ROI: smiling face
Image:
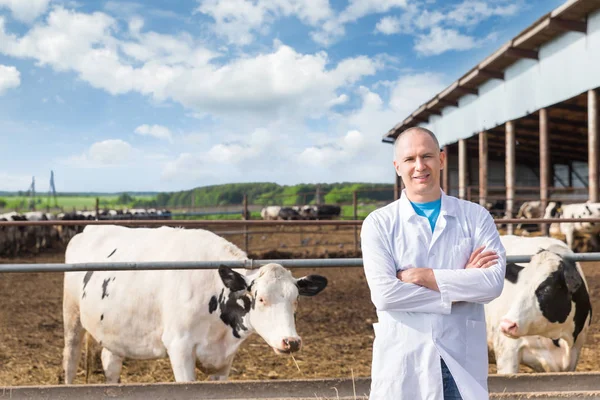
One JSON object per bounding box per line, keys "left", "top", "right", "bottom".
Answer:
{"left": 393, "top": 128, "right": 445, "bottom": 203}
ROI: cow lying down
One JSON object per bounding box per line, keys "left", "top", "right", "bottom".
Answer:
{"left": 62, "top": 225, "right": 328, "bottom": 383}
{"left": 485, "top": 235, "right": 592, "bottom": 374}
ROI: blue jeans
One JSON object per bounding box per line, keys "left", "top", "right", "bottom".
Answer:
{"left": 441, "top": 358, "right": 463, "bottom": 400}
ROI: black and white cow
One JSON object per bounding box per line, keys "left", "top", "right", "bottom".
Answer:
{"left": 62, "top": 225, "right": 328, "bottom": 383}
{"left": 544, "top": 201, "right": 600, "bottom": 251}
{"left": 485, "top": 235, "right": 592, "bottom": 373}
{"left": 260, "top": 206, "right": 281, "bottom": 220}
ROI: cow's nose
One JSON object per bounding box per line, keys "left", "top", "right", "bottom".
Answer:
{"left": 499, "top": 319, "right": 519, "bottom": 337}
{"left": 282, "top": 337, "right": 302, "bottom": 352}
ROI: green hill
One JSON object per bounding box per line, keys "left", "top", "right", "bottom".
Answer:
{"left": 155, "top": 182, "right": 394, "bottom": 207}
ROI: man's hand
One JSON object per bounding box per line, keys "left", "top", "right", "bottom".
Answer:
{"left": 465, "top": 246, "right": 499, "bottom": 269}
{"left": 397, "top": 268, "right": 439, "bottom": 292}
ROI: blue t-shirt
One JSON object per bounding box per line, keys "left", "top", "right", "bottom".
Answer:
{"left": 409, "top": 198, "right": 442, "bottom": 232}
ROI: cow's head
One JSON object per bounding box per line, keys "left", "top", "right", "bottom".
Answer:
{"left": 544, "top": 202, "right": 563, "bottom": 218}
{"left": 216, "top": 264, "right": 327, "bottom": 354}
{"left": 499, "top": 248, "right": 591, "bottom": 347}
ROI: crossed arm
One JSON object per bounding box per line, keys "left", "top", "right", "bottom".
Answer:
{"left": 361, "top": 211, "right": 506, "bottom": 314}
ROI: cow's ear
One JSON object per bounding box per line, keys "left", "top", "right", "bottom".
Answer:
{"left": 219, "top": 266, "right": 247, "bottom": 292}
{"left": 562, "top": 261, "right": 583, "bottom": 294}
{"left": 297, "top": 275, "right": 328, "bottom": 297}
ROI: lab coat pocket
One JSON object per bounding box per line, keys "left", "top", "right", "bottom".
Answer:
{"left": 451, "top": 237, "right": 473, "bottom": 269}
{"left": 466, "top": 319, "right": 488, "bottom": 382}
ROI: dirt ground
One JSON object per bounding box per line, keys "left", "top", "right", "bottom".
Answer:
{"left": 0, "top": 225, "right": 599, "bottom": 386}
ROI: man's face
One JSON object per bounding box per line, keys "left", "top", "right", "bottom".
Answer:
{"left": 393, "top": 130, "right": 445, "bottom": 202}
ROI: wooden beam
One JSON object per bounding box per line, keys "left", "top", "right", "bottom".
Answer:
{"left": 438, "top": 98, "right": 459, "bottom": 107}
{"left": 443, "top": 145, "right": 450, "bottom": 194}
{"left": 506, "top": 121, "right": 516, "bottom": 235}
{"left": 540, "top": 108, "right": 549, "bottom": 235}
{"left": 521, "top": 114, "right": 588, "bottom": 130}
{"left": 550, "top": 18, "right": 587, "bottom": 33}
{"left": 425, "top": 108, "right": 442, "bottom": 116}
{"left": 455, "top": 86, "right": 478, "bottom": 96}
{"left": 478, "top": 68, "right": 504, "bottom": 80}
{"left": 551, "top": 103, "right": 588, "bottom": 113}
{"left": 412, "top": 115, "right": 430, "bottom": 123}
{"left": 589, "top": 89, "right": 599, "bottom": 202}
{"left": 394, "top": 174, "right": 402, "bottom": 201}
{"left": 459, "top": 139, "right": 467, "bottom": 199}
{"left": 479, "top": 131, "right": 488, "bottom": 207}
{"left": 506, "top": 47, "right": 539, "bottom": 60}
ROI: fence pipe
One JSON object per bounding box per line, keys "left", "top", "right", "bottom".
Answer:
{"left": 2, "top": 217, "right": 600, "bottom": 227}
{"left": 3, "top": 254, "right": 600, "bottom": 273}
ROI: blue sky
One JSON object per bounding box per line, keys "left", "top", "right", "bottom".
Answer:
{"left": 0, "top": 0, "right": 564, "bottom": 193}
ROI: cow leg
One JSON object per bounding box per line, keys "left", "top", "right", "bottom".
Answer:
{"left": 101, "top": 348, "right": 123, "bottom": 384}
{"left": 166, "top": 340, "right": 197, "bottom": 382}
{"left": 207, "top": 356, "right": 234, "bottom": 381}
{"left": 62, "top": 295, "right": 86, "bottom": 384}
{"left": 494, "top": 337, "right": 520, "bottom": 374}
{"left": 564, "top": 228, "right": 575, "bottom": 251}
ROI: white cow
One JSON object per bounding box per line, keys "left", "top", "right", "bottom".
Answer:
{"left": 62, "top": 225, "right": 327, "bottom": 384}
{"left": 485, "top": 235, "right": 592, "bottom": 373}
{"left": 544, "top": 202, "right": 600, "bottom": 251}
{"left": 260, "top": 206, "right": 281, "bottom": 220}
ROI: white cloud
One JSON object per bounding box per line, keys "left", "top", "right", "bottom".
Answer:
{"left": 414, "top": 27, "right": 489, "bottom": 56}
{"left": 196, "top": 0, "right": 333, "bottom": 46}
{"left": 340, "top": 0, "right": 407, "bottom": 23}
{"left": 0, "top": 0, "right": 51, "bottom": 23}
{"left": 161, "top": 127, "right": 279, "bottom": 181}
{"left": 0, "top": 11, "right": 379, "bottom": 120}
{"left": 62, "top": 139, "right": 134, "bottom": 167}
{"left": 375, "top": 16, "right": 401, "bottom": 35}
{"left": 134, "top": 124, "right": 173, "bottom": 141}
{"left": 374, "top": 0, "right": 521, "bottom": 55}
{"left": 0, "top": 64, "right": 20, "bottom": 95}
{"left": 296, "top": 72, "right": 447, "bottom": 177}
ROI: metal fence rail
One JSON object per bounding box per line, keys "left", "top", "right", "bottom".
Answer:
{"left": 1, "top": 217, "right": 600, "bottom": 227}
{"left": 2, "top": 253, "right": 600, "bottom": 273}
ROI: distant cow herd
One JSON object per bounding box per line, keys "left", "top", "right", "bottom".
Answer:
{"left": 0, "top": 208, "right": 171, "bottom": 256}
{"left": 260, "top": 205, "right": 341, "bottom": 220}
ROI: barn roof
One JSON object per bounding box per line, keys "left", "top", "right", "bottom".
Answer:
{"left": 382, "top": 0, "right": 600, "bottom": 151}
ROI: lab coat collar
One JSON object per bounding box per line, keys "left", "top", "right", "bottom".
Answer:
{"left": 399, "top": 188, "right": 458, "bottom": 222}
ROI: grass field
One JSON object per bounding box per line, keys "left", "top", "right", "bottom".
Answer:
{"left": 0, "top": 195, "right": 156, "bottom": 212}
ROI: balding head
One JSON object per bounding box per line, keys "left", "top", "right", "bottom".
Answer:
{"left": 394, "top": 127, "right": 440, "bottom": 161}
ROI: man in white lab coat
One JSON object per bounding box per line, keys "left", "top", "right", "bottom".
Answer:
{"left": 361, "top": 127, "right": 506, "bottom": 400}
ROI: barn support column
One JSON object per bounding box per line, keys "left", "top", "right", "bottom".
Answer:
{"left": 589, "top": 89, "right": 599, "bottom": 202}
{"left": 540, "top": 109, "right": 550, "bottom": 235}
{"left": 479, "top": 131, "right": 488, "bottom": 207}
{"left": 459, "top": 139, "right": 467, "bottom": 200}
{"left": 506, "top": 121, "right": 516, "bottom": 235}
{"left": 394, "top": 174, "right": 403, "bottom": 201}
{"left": 443, "top": 145, "right": 450, "bottom": 194}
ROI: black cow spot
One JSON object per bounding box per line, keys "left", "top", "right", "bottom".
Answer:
{"left": 107, "top": 248, "right": 117, "bottom": 258}
{"left": 535, "top": 261, "right": 592, "bottom": 343}
{"left": 82, "top": 271, "right": 93, "bottom": 299}
{"left": 208, "top": 296, "right": 218, "bottom": 314}
{"left": 218, "top": 290, "right": 252, "bottom": 339}
{"left": 571, "top": 276, "right": 592, "bottom": 343}
{"left": 100, "top": 314, "right": 104, "bottom": 321}
{"left": 536, "top": 270, "right": 571, "bottom": 324}
{"left": 505, "top": 263, "right": 524, "bottom": 284}
{"left": 101, "top": 278, "right": 111, "bottom": 299}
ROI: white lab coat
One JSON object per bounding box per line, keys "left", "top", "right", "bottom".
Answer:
{"left": 361, "top": 190, "right": 506, "bottom": 400}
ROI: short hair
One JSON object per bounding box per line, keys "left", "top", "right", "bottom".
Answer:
{"left": 393, "top": 127, "right": 441, "bottom": 157}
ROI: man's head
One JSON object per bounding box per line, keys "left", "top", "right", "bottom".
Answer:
{"left": 393, "top": 127, "right": 445, "bottom": 202}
